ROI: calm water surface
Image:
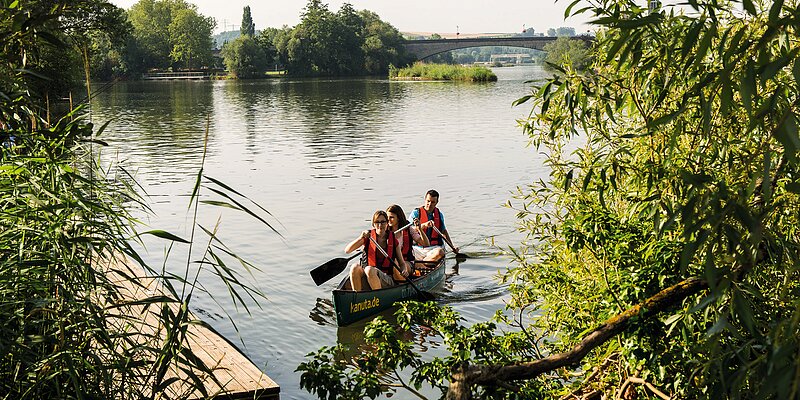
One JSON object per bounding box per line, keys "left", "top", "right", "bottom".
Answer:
{"left": 91, "top": 66, "right": 551, "bottom": 399}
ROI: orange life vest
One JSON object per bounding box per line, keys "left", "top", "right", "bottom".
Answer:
{"left": 366, "top": 229, "right": 396, "bottom": 275}
{"left": 417, "top": 207, "right": 442, "bottom": 245}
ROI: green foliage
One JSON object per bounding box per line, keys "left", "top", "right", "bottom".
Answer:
{"left": 270, "top": 0, "right": 410, "bottom": 76}
{"left": 168, "top": 7, "right": 215, "bottom": 69}
{"left": 1, "top": 3, "right": 274, "bottom": 398}
{"left": 300, "top": 0, "right": 800, "bottom": 398}
{"left": 241, "top": 5, "right": 255, "bottom": 37}
{"left": 221, "top": 35, "right": 268, "bottom": 78}
{"left": 509, "top": 0, "right": 800, "bottom": 397}
{"left": 543, "top": 36, "right": 592, "bottom": 72}
{"left": 128, "top": 0, "right": 214, "bottom": 70}
{"left": 390, "top": 62, "right": 497, "bottom": 82}
{"left": 0, "top": 0, "right": 130, "bottom": 96}
{"left": 298, "top": 303, "right": 553, "bottom": 399}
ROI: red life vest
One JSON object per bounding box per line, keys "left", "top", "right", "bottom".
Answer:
{"left": 417, "top": 207, "right": 442, "bottom": 245}
{"left": 400, "top": 228, "right": 414, "bottom": 261}
{"left": 365, "top": 229, "right": 396, "bottom": 275}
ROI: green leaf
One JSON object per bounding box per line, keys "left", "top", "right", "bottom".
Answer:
{"left": 742, "top": 0, "right": 756, "bottom": 15}
{"left": 564, "top": 169, "right": 573, "bottom": 191}
{"left": 140, "top": 230, "right": 191, "bottom": 244}
{"left": 768, "top": 0, "right": 784, "bottom": 24}
{"left": 773, "top": 113, "right": 799, "bottom": 160}
{"left": 740, "top": 65, "right": 756, "bottom": 112}
{"left": 564, "top": 0, "right": 581, "bottom": 18}
{"left": 733, "top": 290, "right": 756, "bottom": 335}
{"left": 793, "top": 57, "right": 800, "bottom": 87}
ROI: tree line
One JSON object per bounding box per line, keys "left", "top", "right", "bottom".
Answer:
{"left": 12, "top": 0, "right": 413, "bottom": 97}
{"left": 221, "top": 0, "right": 412, "bottom": 78}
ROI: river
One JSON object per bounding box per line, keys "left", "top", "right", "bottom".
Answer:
{"left": 90, "top": 65, "right": 551, "bottom": 399}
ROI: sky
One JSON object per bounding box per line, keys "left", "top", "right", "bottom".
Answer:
{"left": 108, "top": 0, "right": 594, "bottom": 35}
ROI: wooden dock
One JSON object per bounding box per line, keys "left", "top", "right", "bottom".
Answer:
{"left": 142, "top": 71, "right": 211, "bottom": 80}
{"left": 100, "top": 253, "right": 279, "bottom": 399}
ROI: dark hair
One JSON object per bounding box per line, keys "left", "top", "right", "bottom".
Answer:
{"left": 372, "top": 210, "right": 388, "bottom": 224}
{"left": 426, "top": 189, "right": 439, "bottom": 199}
{"left": 386, "top": 204, "right": 409, "bottom": 228}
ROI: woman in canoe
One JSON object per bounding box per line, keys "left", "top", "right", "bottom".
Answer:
{"left": 386, "top": 204, "right": 430, "bottom": 273}
{"left": 345, "top": 210, "right": 408, "bottom": 291}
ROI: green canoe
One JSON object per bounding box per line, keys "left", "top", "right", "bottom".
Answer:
{"left": 332, "top": 259, "right": 446, "bottom": 326}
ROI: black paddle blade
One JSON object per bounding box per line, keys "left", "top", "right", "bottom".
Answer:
{"left": 414, "top": 290, "right": 436, "bottom": 302}
{"left": 310, "top": 257, "right": 349, "bottom": 286}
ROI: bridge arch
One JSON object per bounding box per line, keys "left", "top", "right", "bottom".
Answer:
{"left": 400, "top": 36, "right": 592, "bottom": 61}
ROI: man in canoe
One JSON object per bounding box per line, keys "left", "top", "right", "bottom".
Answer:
{"left": 408, "top": 189, "right": 459, "bottom": 261}
{"left": 345, "top": 210, "right": 409, "bottom": 291}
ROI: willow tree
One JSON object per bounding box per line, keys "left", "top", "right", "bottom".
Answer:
{"left": 299, "top": 0, "right": 800, "bottom": 399}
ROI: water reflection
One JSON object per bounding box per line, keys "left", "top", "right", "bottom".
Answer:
{"left": 90, "top": 66, "right": 550, "bottom": 399}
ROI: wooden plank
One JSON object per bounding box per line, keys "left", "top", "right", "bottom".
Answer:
{"left": 98, "top": 253, "right": 279, "bottom": 399}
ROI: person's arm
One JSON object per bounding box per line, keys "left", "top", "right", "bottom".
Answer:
{"left": 345, "top": 231, "right": 368, "bottom": 253}
{"left": 393, "top": 236, "right": 409, "bottom": 277}
{"left": 412, "top": 221, "right": 430, "bottom": 247}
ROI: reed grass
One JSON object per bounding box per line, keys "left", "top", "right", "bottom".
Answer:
{"left": 389, "top": 62, "right": 497, "bottom": 82}
{"left": 1, "top": 36, "right": 278, "bottom": 400}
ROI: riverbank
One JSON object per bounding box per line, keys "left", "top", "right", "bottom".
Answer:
{"left": 389, "top": 63, "right": 497, "bottom": 82}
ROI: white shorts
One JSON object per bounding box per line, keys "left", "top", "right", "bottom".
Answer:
{"left": 413, "top": 245, "right": 443, "bottom": 260}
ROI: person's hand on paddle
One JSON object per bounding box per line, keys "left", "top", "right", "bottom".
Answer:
{"left": 402, "top": 261, "right": 411, "bottom": 277}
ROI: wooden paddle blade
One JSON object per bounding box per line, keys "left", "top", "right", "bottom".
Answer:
{"left": 310, "top": 257, "right": 349, "bottom": 286}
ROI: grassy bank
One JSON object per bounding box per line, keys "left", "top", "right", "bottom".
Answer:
{"left": 389, "top": 63, "right": 497, "bottom": 82}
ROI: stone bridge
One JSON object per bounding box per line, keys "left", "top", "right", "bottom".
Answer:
{"left": 401, "top": 36, "right": 593, "bottom": 60}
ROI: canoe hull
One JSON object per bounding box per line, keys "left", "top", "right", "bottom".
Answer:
{"left": 332, "top": 259, "right": 445, "bottom": 326}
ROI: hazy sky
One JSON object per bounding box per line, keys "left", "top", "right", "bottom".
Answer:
{"left": 108, "top": 0, "right": 594, "bottom": 35}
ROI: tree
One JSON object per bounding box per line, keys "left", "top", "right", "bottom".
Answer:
{"left": 128, "top": 0, "right": 214, "bottom": 70}
{"left": 169, "top": 7, "right": 215, "bottom": 69}
{"left": 299, "top": 0, "right": 800, "bottom": 398}
{"left": 241, "top": 5, "right": 255, "bottom": 37}
{"left": 0, "top": 0, "right": 130, "bottom": 103}
{"left": 555, "top": 26, "right": 576, "bottom": 36}
{"left": 358, "top": 9, "right": 409, "bottom": 74}
{"left": 274, "top": 0, "right": 408, "bottom": 76}
{"left": 546, "top": 28, "right": 556, "bottom": 36}
{"left": 221, "top": 35, "right": 267, "bottom": 78}
{"left": 542, "top": 36, "right": 591, "bottom": 71}
{"left": 255, "top": 27, "right": 280, "bottom": 70}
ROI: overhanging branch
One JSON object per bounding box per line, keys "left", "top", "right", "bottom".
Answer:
{"left": 447, "top": 276, "right": 707, "bottom": 400}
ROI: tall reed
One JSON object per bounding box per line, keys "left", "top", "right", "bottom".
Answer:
{"left": 0, "top": 3, "right": 277, "bottom": 397}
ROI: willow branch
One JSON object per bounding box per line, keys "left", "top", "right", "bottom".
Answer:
{"left": 446, "top": 276, "right": 706, "bottom": 400}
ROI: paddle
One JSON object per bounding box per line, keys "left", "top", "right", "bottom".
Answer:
{"left": 367, "top": 235, "right": 435, "bottom": 301}
{"left": 309, "top": 222, "right": 413, "bottom": 286}
{"left": 310, "top": 251, "right": 362, "bottom": 286}
{"left": 431, "top": 224, "right": 469, "bottom": 259}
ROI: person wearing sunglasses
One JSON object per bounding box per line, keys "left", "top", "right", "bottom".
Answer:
{"left": 344, "top": 210, "right": 409, "bottom": 291}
